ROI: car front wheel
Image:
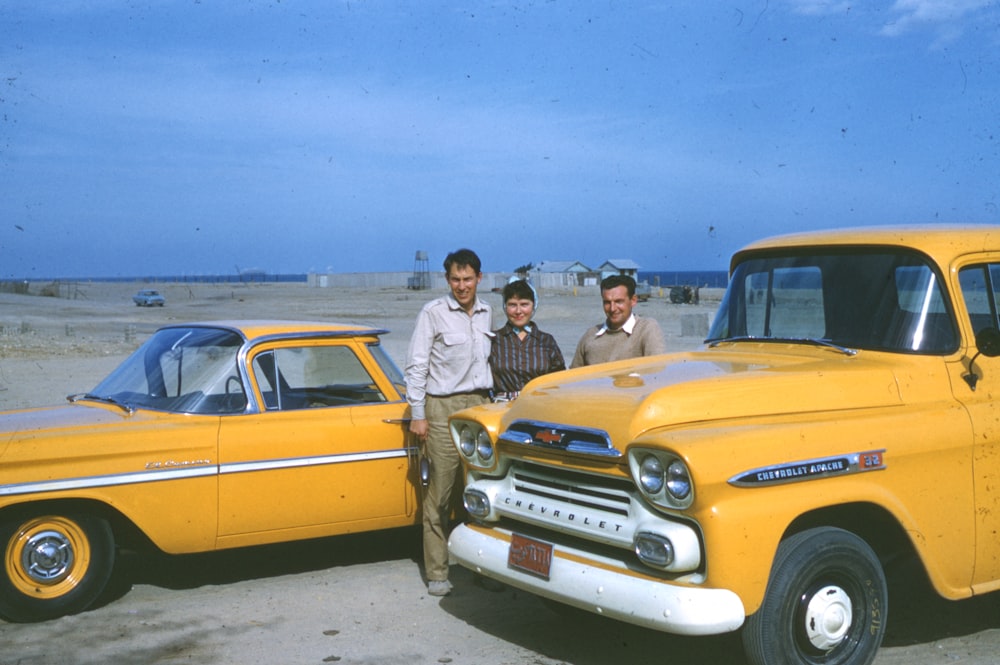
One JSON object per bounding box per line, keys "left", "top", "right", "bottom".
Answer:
{"left": 742, "top": 527, "right": 887, "bottom": 665}
{"left": 0, "top": 512, "right": 115, "bottom": 622}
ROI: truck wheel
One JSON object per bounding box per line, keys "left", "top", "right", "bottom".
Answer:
{"left": 742, "top": 527, "right": 887, "bottom": 665}
{"left": 0, "top": 513, "right": 115, "bottom": 622}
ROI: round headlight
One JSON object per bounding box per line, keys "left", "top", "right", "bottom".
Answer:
{"left": 665, "top": 460, "right": 691, "bottom": 499}
{"left": 639, "top": 455, "right": 665, "bottom": 494}
{"left": 458, "top": 425, "right": 476, "bottom": 457}
{"left": 476, "top": 429, "right": 493, "bottom": 460}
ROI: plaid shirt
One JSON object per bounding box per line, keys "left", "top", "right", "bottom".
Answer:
{"left": 489, "top": 322, "right": 566, "bottom": 394}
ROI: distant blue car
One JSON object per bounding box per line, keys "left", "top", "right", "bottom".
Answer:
{"left": 132, "top": 289, "right": 165, "bottom": 307}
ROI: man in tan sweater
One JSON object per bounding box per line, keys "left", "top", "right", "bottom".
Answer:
{"left": 570, "top": 274, "right": 666, "bottom": 368}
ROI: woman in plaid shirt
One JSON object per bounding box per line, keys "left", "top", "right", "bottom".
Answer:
{"left": 489, "top": 279, "right": 566, "bottom": 401}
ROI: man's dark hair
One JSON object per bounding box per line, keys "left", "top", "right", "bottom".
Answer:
{"left": 502, "top": 279, "right": 535, "bottom": 304}
{"left": 443, "top": 248, "right": 482, "bottom": 275}
{"left": 600, "top": 274, "right": 636, "bottom": 298}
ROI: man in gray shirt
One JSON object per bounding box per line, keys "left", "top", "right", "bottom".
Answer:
{"left": 405, "top": 248, "right": 493, "bottom": 596}
{"left": 571, "top": 274, "right": 666, "bottom": 368}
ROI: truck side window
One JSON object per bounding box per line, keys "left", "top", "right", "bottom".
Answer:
{"left": 959, "top": 265, "right": 1000, "bottom": 336}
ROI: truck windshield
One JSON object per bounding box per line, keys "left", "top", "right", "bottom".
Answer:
{"left": 706, "top": 248, "right": 958, "bottom": 354}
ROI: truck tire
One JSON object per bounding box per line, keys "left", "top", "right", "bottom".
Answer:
{"left": 742, "top": 526, "right": 887, "bottom": 665}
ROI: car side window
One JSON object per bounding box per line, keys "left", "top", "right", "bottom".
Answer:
{"left": 252, "top": 345, "right": 386, "bottom": 411}
{"left": 959, "top": 264, "right": 1000, "bottom": 336}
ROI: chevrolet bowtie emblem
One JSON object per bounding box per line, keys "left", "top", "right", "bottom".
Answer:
{"left": 535, "top": 430, "right": 564, "bottom": 446}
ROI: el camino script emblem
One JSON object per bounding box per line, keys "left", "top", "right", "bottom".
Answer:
{"left": 728, "top": 450, "right": 886, "bottom": 488}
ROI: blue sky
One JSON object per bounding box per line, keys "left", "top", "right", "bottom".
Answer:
{"left": 1, "top": 1, "right": 998, "bottom": 278}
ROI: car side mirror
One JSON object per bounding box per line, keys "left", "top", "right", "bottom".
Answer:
{"left": 964, "top": 327, "right": 1000, "bottom": 390}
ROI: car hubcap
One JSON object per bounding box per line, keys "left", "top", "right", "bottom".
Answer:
{"left": 22, "top": 530, "right": 74, "bottom": 584}
{"left": 803, "top": 584, "right": 853, "bottom": 650}
{"left": 6, "top": 516, "right": 91, "bottom": 598}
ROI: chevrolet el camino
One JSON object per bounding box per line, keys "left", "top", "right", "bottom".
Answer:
{"left": 0, "top": 321, "right": 418, "bottom": 621}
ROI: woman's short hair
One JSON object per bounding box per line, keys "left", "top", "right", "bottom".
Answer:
{"left": 503, "top": 279, "right": 535, "bottom": 303}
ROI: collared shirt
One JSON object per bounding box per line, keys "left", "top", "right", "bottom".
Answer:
{"left": 489, "top": 322, "right": 566, "bottom": 394}
{"left": 596, "top": 312, "right": 640, "bottom": 337}
{"left": 570, "top": 314, "right": 666, "bottom": 368}
{"left": 404, "top": 293, "right": 493, "bottom": 420}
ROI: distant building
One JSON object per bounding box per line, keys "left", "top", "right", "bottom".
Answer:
{"left": 596, "top": 259, "right": 642, "bottom": 281}
{"left": 533, "top": 260, "right": 598, "bottom": 287}
{"left": 535, "top": 260, "right": 591, "bottom": 273}
{"left": 596, "top": 259, "right": 653, "bottom": 300}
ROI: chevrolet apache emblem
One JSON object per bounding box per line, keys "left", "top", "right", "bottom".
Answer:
{"left": 728, "top": 450, "right": 887, "bottom": 488}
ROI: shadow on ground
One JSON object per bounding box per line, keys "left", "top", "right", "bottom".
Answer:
{"left": 88, "top": 529, "right": 1000, "bottom": 665}
{"left": 98, "top": 525, "right": 422, "bottom": 606}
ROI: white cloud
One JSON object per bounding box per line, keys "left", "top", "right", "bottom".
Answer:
{"left": 880, "top": 0, "right": 995, "bottom": 38}
{"left": 785, "top": 0, "right": 854, "bottom": 16}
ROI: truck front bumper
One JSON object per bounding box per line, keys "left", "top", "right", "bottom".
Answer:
{"left": 449, "top": 523, "right": 745, "bottom": 636}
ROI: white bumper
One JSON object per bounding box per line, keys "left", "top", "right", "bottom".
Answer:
{"left": 449, "top": 523, "right": 745, "bottom": 636}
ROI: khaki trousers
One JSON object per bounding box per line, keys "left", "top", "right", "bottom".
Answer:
{"left": 422, "top": 393, "right": 488, "bottom": 582}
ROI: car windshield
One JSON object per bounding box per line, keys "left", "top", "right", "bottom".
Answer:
{"left": 368, "top": 342, "right": 406, "bottom": 396}
{"left": 88, "top": 327, "right": 246, "bottom": 414}
{"left": 706, "top": 248, "right": 959, "bottom": 355}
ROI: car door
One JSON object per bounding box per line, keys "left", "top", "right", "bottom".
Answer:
{"left": 216, "top": 339, "right": 417, "bottom": 547}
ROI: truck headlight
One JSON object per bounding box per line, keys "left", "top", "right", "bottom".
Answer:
{"left": 458, "top": 425, "right": 477, "bottom": 457}
{"left": 639, "top": 455, "right": 665, "bottom": 494}
{"left": 451, "top": 419, "right": 496, "bottom": 469}
{"left": 665, "top": 460, "right": 691, "bottom": 500}
{"left": 629, "top": 449, "right": 694, "bottom": 509}
{"left": 476, "top": 428, "right": 493, "bottom": 460}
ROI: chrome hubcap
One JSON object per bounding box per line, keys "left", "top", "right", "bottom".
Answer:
{"left": 803, "top": 585, "right": 852, "bottom": 650}
{"left": 21, "top": 529, "right": 74, "bottom": 584}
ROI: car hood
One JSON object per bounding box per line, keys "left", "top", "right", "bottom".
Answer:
{"left": 503, "top": 344, "right": 936, "bottom": 445}
{"left": 0, "top": 403, "right": 194, "bottom": 459}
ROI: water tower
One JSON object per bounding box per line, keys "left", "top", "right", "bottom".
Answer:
{"left": 409, "top": 250, "right": 430, "bottom": 290}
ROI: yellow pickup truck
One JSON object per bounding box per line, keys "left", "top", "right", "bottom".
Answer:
{"left": 448, "top": 225, "right": 1000, "bottom": 665}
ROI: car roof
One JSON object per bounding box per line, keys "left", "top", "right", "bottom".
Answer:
{"left": 733, "top": 224, "right": 1000, "bottom": 271}
{"left": 156, "top": 320, "right": 389, "bottom": 342}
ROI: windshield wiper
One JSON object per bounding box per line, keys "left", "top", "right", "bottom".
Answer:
{"left": 707, "top": 336, "right": 858, "bottom": 356}
{"left": 67, "top": 393, "right": 136, "bottom": 414}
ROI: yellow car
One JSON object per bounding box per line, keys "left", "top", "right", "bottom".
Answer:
{"left": 449, "top": 226, "right": 1000, "bottom": 665}
{"left": 0, "top": 321, "right": 418, "bottom": 621}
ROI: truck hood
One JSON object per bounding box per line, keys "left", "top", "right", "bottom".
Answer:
{"left": 504, "top": 344, "right": 929, "bottom": 444}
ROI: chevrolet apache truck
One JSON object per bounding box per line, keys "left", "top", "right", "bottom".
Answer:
{"left": 448, "top": 225, "right": 1000, "bottom": 665}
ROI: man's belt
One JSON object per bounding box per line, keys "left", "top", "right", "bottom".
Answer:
{"left": 429, "top": 389, "right": 491, "bottom": 399}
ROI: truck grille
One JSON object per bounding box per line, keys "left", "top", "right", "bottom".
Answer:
{"left": 510, "top": 462, "right": 633, "bottom": 517}
{"left": 499, "top": 420, "right": 623, "bottom": 457}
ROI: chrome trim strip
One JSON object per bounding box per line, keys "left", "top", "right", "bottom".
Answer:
{"left": 0, "top": 466, "right": 217, "bottom": 497}
{"left": 0, "top": 447, "right": 418, "bottom": 497}
{"left": 499, "top": 419, "right": 623, "bottom": 458}
{"left": 219, "top": 448, "right": 412, "bottom": 474}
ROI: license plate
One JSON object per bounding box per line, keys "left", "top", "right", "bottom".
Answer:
{"left": 508, "top": 533, "right": 553, "bottom": 579}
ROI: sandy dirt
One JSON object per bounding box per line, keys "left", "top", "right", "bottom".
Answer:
{"left": 0, "top": 281, "right": 998, "bottom": 665}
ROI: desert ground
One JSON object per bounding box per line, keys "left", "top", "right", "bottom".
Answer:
{"left": 0, "top": 280, "right": 999, "bottom": 665}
